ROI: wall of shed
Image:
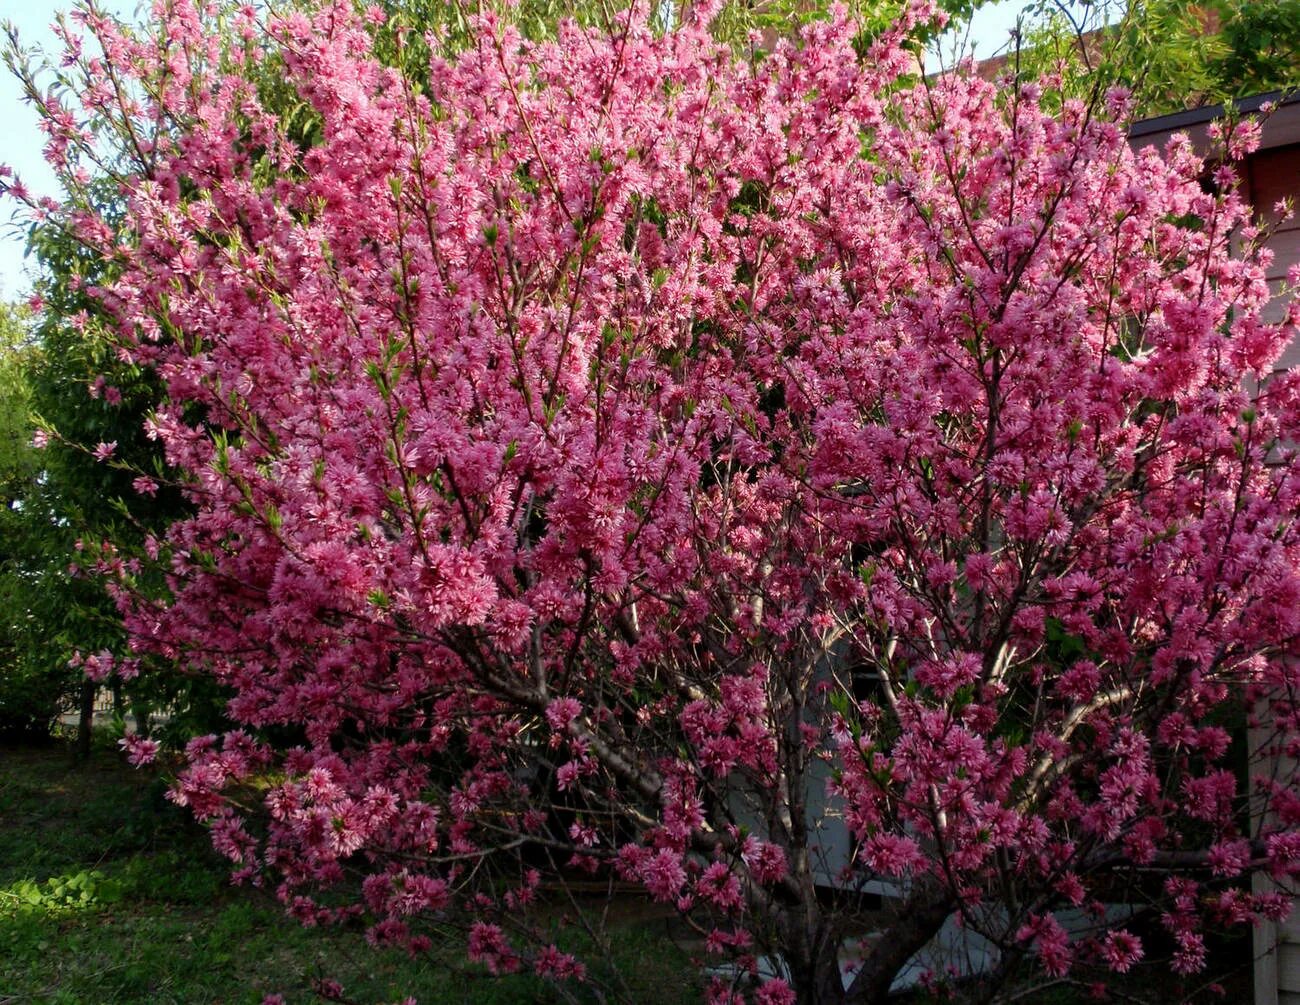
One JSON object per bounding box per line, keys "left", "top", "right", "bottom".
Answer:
{"left": 1247, "top": 144, "right": 1300, "bottom": 367}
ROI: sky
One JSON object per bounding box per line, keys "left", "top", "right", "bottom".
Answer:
{"left": 0, "top": 0, "right": 1084, "bottom": 299}
{"left": 0, "top": 0, "right": 134, "bottom": 299}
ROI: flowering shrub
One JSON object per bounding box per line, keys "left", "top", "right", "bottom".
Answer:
{"left": 9, "top": 0, "right": 1300, "bottom": 1001}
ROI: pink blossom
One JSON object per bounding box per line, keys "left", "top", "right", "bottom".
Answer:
{"left": 742, "top": 839, "right": 788, "bottom": 885}
{"left": 467, "top": 922, "right": 519, "bottom": 975}
{"left": 640, "top": 848, "right": 687, "bottom": 902}
{"left": 1017, "top": 914, "right": 1072, "bottom": 977}
{"left": 80, "top": 649, "right": 114, "bottom": 682}
{"left": 755, "top": 978, "right": 797, "bottom": 1005}
{"left": 1099, "top": 930, "right": 1143, "bottom": 973}
{"left": 119, "top": 733, "right": 160, "bottom": 766}
{"left": 696, "top": 861, "right": 743, "bottom": 909}
{"left": 533, "top": 944, "right": 586, "bottom": 981}
{"left": 545, "top": 697, "right": 581, "bottom": 732}
{"left": 861, "top": 833, "right": 924, "bottom": 876}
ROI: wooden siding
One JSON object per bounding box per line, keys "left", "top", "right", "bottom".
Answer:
{"left": 1246, "top": 144, "right": 1300, "bottom": 367}
{"left": 1281, "top": 943, "right": 1300, "bottom": 996}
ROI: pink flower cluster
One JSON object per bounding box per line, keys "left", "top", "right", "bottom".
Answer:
{"left": 16, "top": 0, "right": 1300, "bottom": 998}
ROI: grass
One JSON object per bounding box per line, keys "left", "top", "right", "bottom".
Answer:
{"left": 0, "top": 741, "right": 699, "bottom": 1005}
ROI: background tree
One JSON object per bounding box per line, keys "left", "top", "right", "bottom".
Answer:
{"left": 0, "top": 300, "right": 56, "bottom": 740}
{"left": 17, "top": 186, "right": 230, "bottom": 754}
{"left": 1003, "top": 0, "right": 1298, "bottom": 116}
{"left": 1210, "top": 0, "right": 1300, "bottom": 101}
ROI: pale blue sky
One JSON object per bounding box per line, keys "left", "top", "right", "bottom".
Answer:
{"left": 1, "top": 0, "right": 135, "bottom": 298}
{"left": 0, "top": 0, "right": 1085, "bottom": 298}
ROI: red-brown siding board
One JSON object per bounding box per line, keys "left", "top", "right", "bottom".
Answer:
{"left": 1249, "top": 145, "right": 1300, "bottom": 229}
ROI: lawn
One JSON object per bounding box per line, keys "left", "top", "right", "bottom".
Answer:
{"left": 0, "top": 741, "right": 700, "bottom": 1005}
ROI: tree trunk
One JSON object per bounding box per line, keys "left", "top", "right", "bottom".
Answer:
{"left": 842, "top": 888, "right": 954, "bottom": 1005}
{"left": 787, "top": 922, "right": 852, "bottom": 1005}
{"left": 75, "top": 679, "right": 95, "bottom": 760}
{"left": 131, "top": 700, "right": 151, "bottom": 739}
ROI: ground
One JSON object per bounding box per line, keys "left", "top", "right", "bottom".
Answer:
{"left": 0, "top": 739, "right": 1258, "bottom": 1005}
{"left": 0, "top": 739, "right": 699, "bottom": 1005}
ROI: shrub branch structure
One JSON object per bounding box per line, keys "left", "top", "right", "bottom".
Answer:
{"left": 5, "top": 1, "right": 1300, "bottom": 1002}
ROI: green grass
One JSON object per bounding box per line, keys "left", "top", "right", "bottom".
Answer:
{"left": 0, "top": 742, "right": 699, "bottom": 1005}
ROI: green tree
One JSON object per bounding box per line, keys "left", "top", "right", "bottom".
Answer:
{"left": 1211, "top": 0, "right": 1300, "bottom": 101}
{"left": 1008, "top": 0, "right": 1298, "bottom": 117}
{"left": 0, "top": 292, "right": 122, "bottom": 748}
{"left": 0, "top": 301, "right": 53, "bottom": 740}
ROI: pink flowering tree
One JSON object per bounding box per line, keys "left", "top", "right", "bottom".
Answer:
{"left": 9, "top": 0, "right": 1300, "bottom": 1001}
